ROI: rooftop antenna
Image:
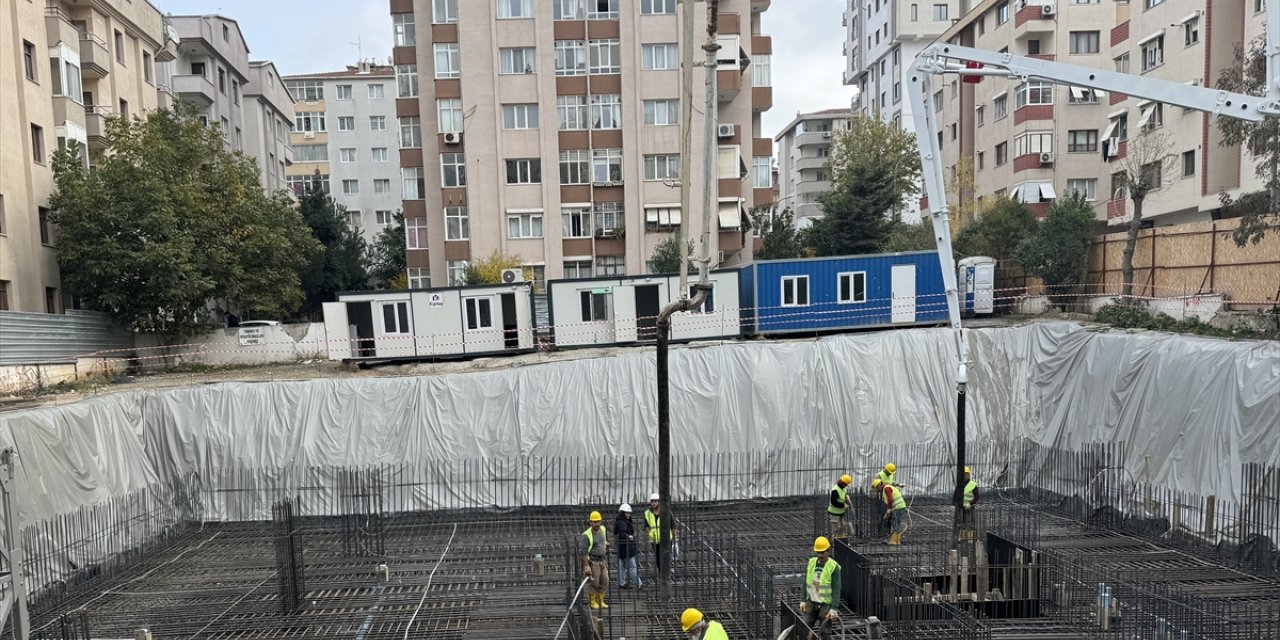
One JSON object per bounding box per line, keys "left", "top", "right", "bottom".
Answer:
{"left": 350, "top": 35, "right": 362, "bottom": 63}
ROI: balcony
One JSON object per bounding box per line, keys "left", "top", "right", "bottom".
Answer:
{"left": 171, "top": 74, "right": 216, "bottom": 106}
{"left": 752, "top": 86, "right": 773, "bottom": 112}
{"left": 85, "top": 106, "right": 113, "bottom": 148}
{"left": 53, "top": 96, "right": 86, "bottom": 128}
{"left": 79, "top": 33, "right": 112, "bottom": 78}
{"left": 717, "top": 69, "right": 742, "bottom": 102}
{"left": 1015, "top": 3, "right": 1057, "bottom": 37}
{"left": 796, "top": 156, "right": 828, "bottom": 171}
{"left": 750, "top": 0, "right": 771, "bottom": 12}
{"left": 43, "top": 6, "right": 79, "bottom": 49}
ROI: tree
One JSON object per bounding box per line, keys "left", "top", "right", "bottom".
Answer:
{"left": 1114, "top": 130, "right": 1176, "bottom": 297}
{"left": 953, "top": 197, "right": 1036, "bottom": 263}
{"left": 1216, "top": 40, "right": 1280, "bottom": 246}
{"left": 366, "top": 210, "right": 407, "bottom": 289}
{"left": 48, "top": 106, "right": 317, "bottom": 342}
{"left": 881, "top": 220, "right": 936, "bottom": 253}
{"left": 297, "top": 170, "right": 368, "bottom": 315}
{"left": 828, "top": 113, "right": 922, "bottom": 221}
{"left": 463, "top": 250, "right": 527, "bottom": 284}
{"left": 1016, "top": 193, "right": 1098, "bottom": 308}
{"left": 749, "top": 206, "right": 804, "bottom": 260}
{"left": 647, "top": 236, "right": 694, "bottom": 273}
{"left": 945, "top": 157, "right": 979, "bottom": 233}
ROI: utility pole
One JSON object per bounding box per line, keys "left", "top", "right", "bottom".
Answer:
{"left": 657, "top": 0, "right": 717, "bottom": 582}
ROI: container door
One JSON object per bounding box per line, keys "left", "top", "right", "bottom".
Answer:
{"left": 461, "top": 295, "right": 502, "bottom": 353}
{"left": 974, "top": 263, "right": 996, "bottom": 314}
{"left": 613, "top": 285, "right": 636, "bottom": 342}
{"left": 322, "top": 302, "right": 351, "bottom": 360}
{"left": 891, "top": 264, "right": 917, "bottom": 324}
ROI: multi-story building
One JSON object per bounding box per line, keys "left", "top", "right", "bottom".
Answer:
{"left": 244, "top": 61, "right": 295, "bottom": 195}
{"left": 934, "top": 0, "right": 1270, "bottom": 227}
{"left": 391, "top": 0, "right": 775, "bottom": 288}
{"left": 283, "top": 62, "right": 403, "bottom": 242}
{"left": 773, "top": 109, "right": 850, "bottom": 226}
{"left": 1, "top": 0, "right": 170, "bottom": 312}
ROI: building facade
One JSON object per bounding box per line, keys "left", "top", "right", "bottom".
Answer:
{"left": 933, "top": 0, "right": 1270, "bottom": 226}
{"left": 244, "top": 61, "right": 295, "bottom": 195}
{"left": 283, "top": 62, "right": 403, "bottom": 243}
{"left": 773, "top": 109, "right": 850, "bottom": 226}
{"left": 392, "top": 0, "right": 775, "bottom": 289}
{"left": 1, "top": 0, "right": 170, "bottom": 313}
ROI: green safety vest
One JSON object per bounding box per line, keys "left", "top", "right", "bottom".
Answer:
{"left": 887, "top": 485, "right": 907, "bottom": 511}
{"left": 702, "top": 620, "right": 729, "bottom": 640}
{"left": 582, "top": 526, "right": 608, "bottom": 557}
{"left": 805, "top": 556, "right": 840, "bottom": 605}
{"left": 828, "top": 484, "right": 848, "bottom": 515}
{"left": 876, "top": 470, "right": 895, "bottom": 487}
{"left": 644, "top": 509, "right": 661, "bottom": 544}
{"left": 963, "top": 479, "right": 979, "bottom": 508}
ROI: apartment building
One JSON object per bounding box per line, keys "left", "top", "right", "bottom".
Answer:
{"left": 392, "top": 0, "right": 775, "bottom": 288}
{"left": 283, "top": 62, "right": 403, "bottom": 242}
{"left": 1, "top": 0, "right": 170, "bottom": 313}
{"left": 934, "top": 0, "right": 1270, "bottom": 227}
{"left": 244, "top": 61, "right": 295, "bottom": 195}
{"left": 774, "top": 109, "right": 850, "bottom": 226}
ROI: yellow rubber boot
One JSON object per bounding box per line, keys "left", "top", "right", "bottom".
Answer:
{"left": 589, "top": 593, "right": 600, "bottom": 609}
{"left": 599, "top": 593, "right": 609, "bottom": 609}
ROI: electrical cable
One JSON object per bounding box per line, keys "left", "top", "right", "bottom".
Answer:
{"left": 402, "top": 521, "right": 458, "bottom": 640}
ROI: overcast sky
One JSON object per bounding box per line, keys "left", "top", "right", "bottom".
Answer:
{"left": 152, "top": 0, "right": 855, "bottom": 139}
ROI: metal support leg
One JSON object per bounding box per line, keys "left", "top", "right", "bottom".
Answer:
{"left": 0, "top": 449, "right": 30, "bottom": 640}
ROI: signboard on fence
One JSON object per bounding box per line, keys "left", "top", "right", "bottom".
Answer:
{"left": 238, "top": 327, "right": 266, "bottom": 346}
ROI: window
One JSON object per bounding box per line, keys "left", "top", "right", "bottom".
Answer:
{"left": 433, "top": 44, "right": 459, "bottom": 79}
{"left": 23, "top": 41, "right": 36, "bottom": 82}
{"left": 1138, "top": 103, "right": 1163, "bottom": 131}
{"left": 1184, "top": 18, "right": 1199, "bottom": 46}
{"left": 507, "top": 212, "right": 544, "bottom": 238}
{"left": 910, "top": 4, "right": 919, "bottom": 20}
{"left": 402, "top": 167, "right": 425, "bottom": 199}
{"left": 1070, "top": 31, "right": 1100, "bottom": 54}
{"left": 581, "top": 291, "right": 611, "bottom": 322}
{"left": 838, "top": 272, "right": 867, "bottom": 304}
{"left": 464, "top": 297, "right": 495, "bottom": 331}
{"left": 555, "top": 0, "right": 586, "bottom": 20}
{"left": 377, "top": 210, "right": 395, "bottom": 227}
{"left": 589, "top": 39, "right": 621, "bottom": 74}
{"left": 643, "top": 0, "right": 676, "bottom": 13}
{"left": 562, "top": 207, "right": 592, "bottom": 238}
{"left": 933, "top": 4, "right": 948, "bottom": 20}
{"left": 1069, "top": 87, "right": 1103, "bottom": 104}
{"left": 374, "top": 178, "right": 392, "bottom": 193}
{"left": 595, "top": 202, "right": 624, "bottom": 235}
{"left": 590, "top": 94, "right": 622, "bottom": 129}
{"left": 995, "top": 142, "right": 1008, "bottom": 166}
{"left": 893, "top": 82, "right": 901, "bottom": 103}
{"left": 932, "top": 90, "right": 943, "bottom": 113}
{"left": 338, "top": 116, "right": 356, "bottom": 131}
{"left": 996, "top": 2, "right": 1009, "bottom": 24}
{"left": 643, "top": 99, "right": 680, "bottom": 126}
{"left": 45, "top": 287, "right": 59, "bottom": 314}
{"left": 336, "top": 84, "right": 353, "bottom": 100}
{"left": 977, "top": 151, "right": 985, "bottom": 170}
{"left": 372, "top": 148, "right": 389, "bottom": 163}
{"left": 1066, "top": 178, "right": 1098, "bottom": 201}
{"left": 0, "top": 281, "right": 7, "bottom": 311}
{"left": 192, "top": 61, "right": 207, "bottom": 78}
{"left": 498, "top": 0, "right": 533, "bottom": 18}
{"left": 1103, "top": 114, "right": 1129, "bottom": 141}
{"left": 340, "top": 147, "right": 358, "bottom": 163}
{"left": 1140, "top": 161, "right": 1163, "bottom": 190}
{"left": 446, "top": 206, "right": 469, "bottom": 240}
{"left": 993, "top": 95, "right": 1008, "bottom": 120}
{"left": 342, "top": 179, "right": 359, "bottom": 194}
{"left": 589, "top": 0, "right": 620, "bottom": 19}
{"left": 288, "top": 174, "right": 330, "bottom": 195}
{"left": 442, "top": 153, "right": 467, "bottom": 187}
{"left": 1182, "top": 150, "right": 1196, "bottom": 177}
{"left": 592, "top": 149, "right": 623, "bottom": 183}
{"left": 217, "top": 68, "right": 226, "bottom": 93}
{"left": 30, "top": 124, "right": 45, "bottom": 164}
{"left": 115, "top": 30, "right": 124, "bottom": 63}
{"left": 381, "top": 302, "right": 411, "bottom": 334}
{"left": 368, "top": 84, "right": 385, "bottom": 99}
{"left": 433, "top": 0, "right": 458, "bottom": 23}
{"left": 408, "top": 267, "right": 430, "bottom": 289}
{"left": 448, "top": 261, "right": 469, "bottom": 285}
{"left": 644, "top": 154, "right": 680, "bottom": 181}
{"left": 781, "top": 276, "right": 809, "bottom": 307}
{"left": 1256, "top": 0, "right": 1266, "bottom": 13}
{"left": 645, "top": 207, "right": 681, "bottom": 231}
{"left": 499, "top": 47, "right": 537, "bottom": 74}
{"left": 642, "top": 44, "right": 679, "bottom": 70}
{"left": 400, "top": 116, "right": 423, "bottom": 148}
{"left": 393, "top": 13, "right": 417, "bottom": 46}
{"left": 0, "top": 194, "right": 5, "bottom": 236}
{"left": 563, "top": 260, "right": 592, "bottom": 279}
{"left": 753, "top": 54, "right": 771, "bottom": 87}
{"left": 38, "top": 207, "right": 52, "bottom": 245}
{"left": 1145, "top": 0, "right": 1164, "bottom": 7}
{"left": 437, "top": 99, "right": 464, "bottom": 133}
{"left": 1114, "top": 53, "right": 1131, "bottom": 74}
{"left": 753, "top": 157, "right": 772, "bottom": 188}
{"left": 595, "top": 254, "right": 625, "bottom": 276}
{"left": 557, "top": 96, "right": 588, "bottom": 130}
{"left": 1014, "top": 131, "right": 1053, "bottom": 157}
{"left": 49, "top": 46, "right": 83, "bottom": 101}
{"left": 1141, "top": 36, "right": 1165, "bottom": 71}
{"left": 976, "top": 105, "right": 985, "bottom": 126}
{"left": 1067, "top": 130, "right": 1098, "bottom": 153}
{"left": 369, "top": 116, "right": 387, "bottom": 131}
{"left": 687, "top": 285, "right": 715, "bottom": 313}
{"left": 120, "top": 99, "right": 130, "bottom": 119}
{"left": 1027, "top": 39, "right": 1041, "bottom": 55}
{"left": 397, "top": 64, "right": 420, "bottom": 97}
{"left": 560, "top": 150, "right": 590, "bottom": 184}
{"left": 555, "top": 40, "right": 586, "bottom": 76}
{"left": 502, "top": 103, "right": 539, "bottom": 129}
{"left": 1015, "top": 80, "right": 1053, "bottom": 108}
{"left": 505, "top": 159, "right": 542, "bottom": 184}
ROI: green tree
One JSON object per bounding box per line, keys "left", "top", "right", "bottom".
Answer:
{"left": 749, "top": 206, "right": 804, "bottom": 260}
{"left": 881, "top": 220, "right": 936, "bottom": 253}
{"left": 1016, "top": 193, "right": 1098, "bottom": 306}
{"left": 805, "top": 185, "right": 892, "bottom": 256}
{"left": 828, "top": 113, "right": 922, "bottom": 221}
{"left": 298, "top": 171, "right": 368, "bottom": 315}
{"left": 647, "top": 236, "right": 694, "bottom": 273}
{"left": 463, "top": 250, "right": 527, "bottom": 284}
{"left": 1216, "top": 40, "right": 1280, "bottom": 246}
{"left": 48, "top": 106, "right": 317, "bottom": 341}
{"left": 953, "top": 197, "right": 1037, "bottom": 262}
{"left": 366, "top": 210, "right": 407, "bottom": 289}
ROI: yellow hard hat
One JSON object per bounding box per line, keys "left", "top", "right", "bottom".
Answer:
{"left": 589, "top": 511, "right": 602, "bottom": 523}
{"left": 885, "top": 463, "right": 897, "bottom": 473}
{"left": 813, "top": 536, "right": 831, "bottom": 553}
{"left": 839, "top": 474, "right": 852, "bottom": 485}
{"left": 680, "top": 608, "right": 704, "bottom": 632}
{"left": 964, "top": 466, "right": 971, "bottom": 474}
{"left": 872, "top": 478, "right": 883, "bottom": 489}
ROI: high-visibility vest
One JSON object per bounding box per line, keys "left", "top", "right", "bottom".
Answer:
{"left": 805, "top": 556, "right": 840, "bottom": 605}
{"left": 828, "top": 484, "right": 848, "bottom": 515}
{"left": 644, "top": 509, "right": 660, "bottom": 544}
{"left": 582, "top": 526, "right": 608, "bottom": 557}
{"left": 876, "top": 470, "right": 895, "bottom": 487}
{"left": 887, "top": 485, "right": 906, "bottom": 511}
{"left": 703, "top": 621, "right": 729, "bottom": 640}
{"left": 963, "top": 479, "right": 979, "bottom": 507}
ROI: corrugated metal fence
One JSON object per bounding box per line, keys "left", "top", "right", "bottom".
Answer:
{"left": 0, "top": 310, "right": 133, "bottom": 365}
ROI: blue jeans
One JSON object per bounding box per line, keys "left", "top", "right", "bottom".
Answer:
{"left": 618, "top": 555, "right": 641, "bottom": 588}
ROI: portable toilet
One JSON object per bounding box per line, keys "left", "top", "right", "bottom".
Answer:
{"left": 957, "top": 256, "right": 996, "bottom": 316}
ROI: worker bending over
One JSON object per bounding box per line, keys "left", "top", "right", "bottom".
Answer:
{"left": 799, "top": 536, "right": 842, "bottom": 640}
{"left": 828, "top": 474, "right": 852, "bottom": 541}
{"left": 873, "top": 478, "right": 907, "bottom": 545}
{"left": 581, "top": 511, "right": 610, "bottom": 609}
{"left": 959, "top": 466, "right": 979, "bottom": 540}
{"left": 680, "top": 608, "right": 729, "bottom": 639}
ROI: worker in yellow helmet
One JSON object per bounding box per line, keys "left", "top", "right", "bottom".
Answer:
{"left": 828, "top": 474, "right": 853, "bottom": 541}
{"left": 679, "top": 608, "right": 729, "bottom": 639}
{"left": 958, "top": 466, "right": 979, "bottom": 540}
{"left": 875, "top": 463, "right": 906, "bottom": 491}
{"left": 580, "top": 510, "right": 610, "bottom": 609}
{"left": 873, "top": 478, "right": 908, "bottom": 545}
{"left": 798, "top": 536, "right": 842, "bottom": 639}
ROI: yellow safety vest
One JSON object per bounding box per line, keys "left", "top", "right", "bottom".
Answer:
{"left": 963, "top": 479, "right": 978, "bottom": 508}
{"left": 887, "top": 485, "right": 906, "bottom": 511}
{"left": 828, "top": 484, "right": 848, "bottom": 515}
{"left": 644, "top": 509, "right": 661, "bottom": 544}
{"left": 876, "top": 470, "right": 895, "bottom": 487}
{"left": 805, "top": 556, "right": 840, "bottom": 605}
{"left": 582, "top": 526, "right": 608, "bottom": 556}
{"left": 702, "top": 621, "right": 729, "bottom": 640}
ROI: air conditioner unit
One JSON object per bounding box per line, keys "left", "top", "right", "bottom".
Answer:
{"left": 1039, "top": 152, "right": 1054, "bottom": 164}
{"left": 501, "top": 268, "right": 525, "bottom": 284}
{"left": 1041, "top": 4, "right": 1056, "bottom": 16}
{"left": 717, "top": 123, "right": 736, "bottom": 138}
{"left": 303, "top": 130, "right": 315, "bottom": 139}
{"left": 443, "top": 131, "right": 462, "bottom": 145}
{"left": 822, "top": 131, "right": 832, "bottom": 139}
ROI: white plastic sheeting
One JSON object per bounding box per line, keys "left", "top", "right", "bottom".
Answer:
{"left": 0, "top": 322, "right": 1276, "bottom": 528}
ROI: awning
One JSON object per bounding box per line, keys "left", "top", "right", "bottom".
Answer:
{"left": 718, "top": 200, "right": 744, "bottom": 229}
{"left": 645, "top": 207, "right": 682, "bottom": 225}
{"left": 1136, "top": 99, "right": 1153, "bottom": 108}
{"left": 1069, "top": 86, "right": 1085, "bottom": 100}
{"left": 1101, "top": 119, "right": 1119, "bottom": 141}
{"left": 1178, "top": 12, "right": 1199, "bottom": 24}
{"left": 991, "top": 90, "right": 1008, "bottom": 101}
{"left": 1137, "top": 29, "right": 1164, "bottom": 46}
{"left": 1039, "top": 182, "right": 1057, "bottom": 200}
{"left": 1093, "top": 89, "right": 1108, "bottom": 99}
{"left": 1010, "top": 184, "right": 1025, "bottom": 202}
{"left": 1136, "top": 104, "right": 1156, "bottom": 129}
{"left": 1107, "top": 108, "right": 1128, "bottom": 119}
